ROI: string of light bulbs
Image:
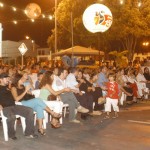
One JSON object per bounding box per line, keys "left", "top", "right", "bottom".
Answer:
{"left": 0, "top": 1, "right": 54, "bottom": 25}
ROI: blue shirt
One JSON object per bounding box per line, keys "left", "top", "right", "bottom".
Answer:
{"left": 97, "top": 72, "right": 108, "bottom": 87}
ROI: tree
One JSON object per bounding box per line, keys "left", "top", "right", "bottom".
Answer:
{"left": 100, "top": 0, "right": 150, "bottom": 60}
{"left": 47, "top": 0, "right": 150, "bottom": 60}
{"left": 109, "top": 50, "right": 129, "bottom": 67}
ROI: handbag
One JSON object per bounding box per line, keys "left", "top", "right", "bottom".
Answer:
{"left": 47, "top": 94, "right": 57, "bottom": 101}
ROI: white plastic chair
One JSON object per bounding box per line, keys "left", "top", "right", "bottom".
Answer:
{"left": 32, "top": 89, "right": 63, "bottom": 129}
{"left": 15, "top": 102, "right": 37, "bottom": 126}
{"left": 0, "top": 110, "right": 26, "bottom": 141}
{"left": 120, "top": 92, "right": 127, "bottom": 105}
{"left": 63, "top": 103, "right": 69, "bottom": 117}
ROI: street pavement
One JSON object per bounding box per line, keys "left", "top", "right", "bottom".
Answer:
{"left": 0, "top": 100, "right": 150, "bottom": 150}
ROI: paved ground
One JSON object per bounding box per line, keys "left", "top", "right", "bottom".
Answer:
{"left": 1, "top": 100, "right": 150, "bottom": 150}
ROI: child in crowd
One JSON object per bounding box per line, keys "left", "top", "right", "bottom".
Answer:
{"left": 104, "top": 73, "right": 119, "bottom": 119}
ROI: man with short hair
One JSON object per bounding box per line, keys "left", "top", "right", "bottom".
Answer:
{"left": 0, "top": 73, "right": 37, "bottom": 140}
{"left": 97, "top": 66, "right": 108, "bottom": 96}
{"left": 52, "top": 68, "right": 89, "bottom": 123}
{"left": 66, "top": 67, "right": 95, "bottom": 120}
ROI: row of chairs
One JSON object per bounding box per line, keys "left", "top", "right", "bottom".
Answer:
{"left": 0, "top": 89, "right": 69, "bottom": 141}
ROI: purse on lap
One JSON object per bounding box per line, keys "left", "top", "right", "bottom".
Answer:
{"left": 47, "top": 95, "right": 57, "bottom": 101}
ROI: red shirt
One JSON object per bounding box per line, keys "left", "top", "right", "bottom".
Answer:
{"left": 106, "top": 82, "right": 119, "bottom": 99}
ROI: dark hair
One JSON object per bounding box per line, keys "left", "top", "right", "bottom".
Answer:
{"left": 90, "top": 72, "right": 97, "bottom": 78}
{"left": 144, "top": 67, "right": 149, "bottom": 73}
{"left": 108, "top": 73, "right": 116, "bottom": 79}
{"left": 11, "top": 74, "right": 23, "bottom": 87}
{"left": 37, "top": 72, "right": 43, "bottom": 77}
{"left": 39, "top": 71, "right": 53, "bottom": 88}
{"left": 57, "top": 68, "right": 67, "bottom": 76}
{"left": 69, "top": 67, "right": 78, "bottom": 73}
{"left": 100, "top": 66, "right": 107, "bottom": 71}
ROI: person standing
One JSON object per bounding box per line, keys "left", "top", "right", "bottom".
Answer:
{"left": 104, "top": 73, "right": 119, "bottom": 119}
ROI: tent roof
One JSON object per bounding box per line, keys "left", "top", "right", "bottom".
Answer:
{"left": 53, "top": 46, "right": 104, "bottom": 56}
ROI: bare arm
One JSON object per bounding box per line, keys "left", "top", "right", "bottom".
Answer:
{"left": 11, "top": 86, "right": 30, "bottom": 102}
{"left": 45, "top": 84, "right": 70, "bottom": 96}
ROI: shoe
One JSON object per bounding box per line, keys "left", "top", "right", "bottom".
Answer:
{"left": 51, "top": 123, "right": 61, "bottom": 129}
{"left": 112, "top": 115, "right": 118, "bottom": 119}
{"left": 77, "top": 106, "right": 89, "bottom": 113}
{"left": 89, "top": 111, "right": 102, "bottom": 116}
{"left": 25, "top": 134, "right": 38, "bottom": 139}
{"left": 10, "top": 136, "right": 17, "bottom": 140}
{"left": 51, "top": 118, "right": 61, "bottom": 129}
{"left": 103, "top": 115, "right": 110, "bottom": 119}
{"left": 69, "top": 119, "right": 80, "bottom": 123}
{"left": 38, "top": 129, "right": 46, "bottom": 135}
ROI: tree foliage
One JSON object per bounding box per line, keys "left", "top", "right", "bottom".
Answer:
{"left": 109, "top": 50, "right": 129, "bottom": 67}
{"left": 47, "top": 0, "right": 150, "bottom": 60}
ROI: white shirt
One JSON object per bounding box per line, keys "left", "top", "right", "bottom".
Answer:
{"left": 136, "top": 73, "right": 147, "bottom": 82}
{"left": 66, "top": 73, "right": 79, "bottom": 92}
{"left": 52, "top": 76, "right": 67, "bottom": 91}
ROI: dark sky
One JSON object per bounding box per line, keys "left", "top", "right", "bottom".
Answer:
{"left": 0, "top": 0, "right": 59, "bottom": 47}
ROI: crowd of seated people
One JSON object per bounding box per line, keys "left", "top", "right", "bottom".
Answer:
{"left": 0, "top": 62, "right": 149, "bottom": 140}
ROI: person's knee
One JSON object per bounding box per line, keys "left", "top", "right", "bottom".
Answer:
{"left": 7, "top": 115, "right": 16, "bottom": 122}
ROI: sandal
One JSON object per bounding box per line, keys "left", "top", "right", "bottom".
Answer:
{"left": 51, "top": 112, "right": 62, "bottom": 118}
{"left": 38, "top": 128, "right": 46, "bottom": 136}
{"left": 51, "top": 118, "right": 61, "bottom": 129}
{"left": 112, "top": 115, "right": 118, "bottom": 119}
{"left": 103, "top": 115, "right": 110, "bottom": 119}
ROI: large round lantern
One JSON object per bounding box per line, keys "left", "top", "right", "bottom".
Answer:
{"left": 25, "top": 3, "right": 41, "bottom": 19}
{"left": 83, "top": 4, "right": 113, "bottom": 33}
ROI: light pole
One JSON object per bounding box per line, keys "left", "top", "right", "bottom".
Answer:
{"left": 55, "top": 0, "right": 57, "bottom": 62}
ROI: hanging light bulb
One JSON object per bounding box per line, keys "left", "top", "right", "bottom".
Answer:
{"left": 31, "top": 19, "right": 35, "bottom": 22}
{"left": 24, "top": 10, "right": 27, "bottom": 15}
{"left": 42, "top": 14, "right": 46, "bottom": 18}
{"left": 12, "top": 7, "right": 17, "bottom": 11}
{"left": 120, "top": 0, "right": 124, "bottom": 5}
{"left": 49, "top": 15, "right": 53, "bottom": 20}
{"left": 13, "top": 20, "right": 18, "bottom": 24}
{"left": 138, "top": 2, "right": 142, "bottom": 7}
{"left": 0, "top": 2, "right": 4, "bottom": 7}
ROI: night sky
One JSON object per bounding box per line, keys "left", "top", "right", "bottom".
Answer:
{"left": 0, "top": 0, "right": 59, "bottom": 47}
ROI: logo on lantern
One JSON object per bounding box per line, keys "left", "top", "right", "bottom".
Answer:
{"left": 83, "top": 4, "right": 113, "bottom": 33}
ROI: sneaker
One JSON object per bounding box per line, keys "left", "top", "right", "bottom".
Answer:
{"left": 69, "top": 119, "right": 80, "bottom": 123}
{"left": 25, "top": 134, "right": 38, "bottom": 139}
{"left": 10, "top": 136, "right": 17, "bottom": 140}
{"left": 77, "top": 106, "right": 89, "bottom": 113}
{"left": 89, "top": 111, "right": 102, "bottom": 116}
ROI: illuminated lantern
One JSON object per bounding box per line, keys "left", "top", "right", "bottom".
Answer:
{"left": 83, "top": 4, "right": 113, "bottom": 33}
{"left": 25, "top": 3, "right": 41, "bottom": 19}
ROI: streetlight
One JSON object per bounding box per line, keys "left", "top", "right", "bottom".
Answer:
{"left": 55, "top": 0, "right": 57, "bottom": 61}
{"left": 142, "top": 42, "right": 149, "bottom": 46}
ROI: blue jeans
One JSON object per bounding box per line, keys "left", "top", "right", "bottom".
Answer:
{"left": 21, "top": 98, "right": 47, "bottom": 119}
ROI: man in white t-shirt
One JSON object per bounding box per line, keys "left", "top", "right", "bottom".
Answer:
{"left": 52, "top": 68, "right": 89, "bottom": 123}
{"left": 66, "top": 67, "right": 95, "bottom": 120}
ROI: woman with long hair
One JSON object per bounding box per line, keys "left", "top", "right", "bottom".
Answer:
{"left": 11, "top": 73, "right": 61, "bottom": 135}
{"left": 39, "top": 70, "right": 70, "bottom": 128}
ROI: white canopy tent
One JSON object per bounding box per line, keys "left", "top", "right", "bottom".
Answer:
{"left": 53, "top": 46, "right": 104, "bottom": 57}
